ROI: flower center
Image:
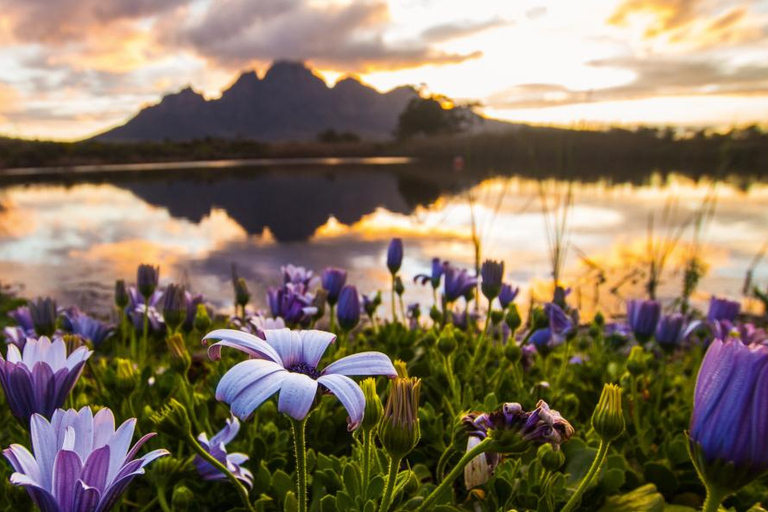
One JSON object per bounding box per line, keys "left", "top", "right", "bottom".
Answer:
{"left": 287, "top": 362, "right": 321, "bottom": 379}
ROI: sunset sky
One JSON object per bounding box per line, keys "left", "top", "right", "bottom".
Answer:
{"left": 0, "top": 0, "right": 767, "bottom": 140}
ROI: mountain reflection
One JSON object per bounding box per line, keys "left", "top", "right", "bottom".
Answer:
{"left": 120, "top": 166, "right": 445, "bottom": 241}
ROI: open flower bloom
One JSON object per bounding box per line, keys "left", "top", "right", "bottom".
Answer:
{"left": 443, "top": 264, "right": 478, "bottom": 303}
{"left": 125, "top": 287, "right": 165, "bottom": 334}
{"left": 0, "top": 337, "right": 92, "bottom": 421}
{"left": 194, "top": 416, "right": 253, "bottom": 487}
{"left": 68, "top": 314, "right": 115, "bottom": 347}
{"left": 3, "top": 407, "right": 168, "bottom": 512}
{"left": 689, "top": 337, "right": 768, "bottom": 492}
{"left": 627, "top": 299, "right": 661, "bottom": 342}
{"left": 204, "top": 328, "right": 397, "bottom": 429}
{"left": 462, "top": 400, "right": 574, "bottom": 488}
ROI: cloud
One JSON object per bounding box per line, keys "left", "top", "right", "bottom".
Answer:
{"left": 487, "top": 57, "right": 768, "bottom": 109}
{"left": 163, "top": 0, "right": 482, "bottom": 71}
{"left": 421, "top": 17, "right": 511, "bottom": 42}
{"left": 607, "top": 0, "right": 767, "bottom": 48}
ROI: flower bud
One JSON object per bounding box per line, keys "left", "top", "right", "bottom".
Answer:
{"left": 115, "top": 279, "right": 129, "bottom": 309}
{"left": 591, "top": 383, "right": 625, "bottom": 442}
{"left": 394, "top": 276, "right": 405, "bottom": 296}
{"left": 437, "top": 325, "right": 458, "bottom": 356}
{"left": 531, "top": 306, "right": 548, "bottom": 330}
{"left": 505, "top": 304, "right": 522, "bottom": 332}
{"left": 29, "top": 297, "right": 58, "bottom": 337}
{"left": 166, "top": 333, "right": 191, "bottom": 375}
{"left": 429, "top": 305, "right": 442, "bottom": 324}
{"left": 233, "top": 277, "right": 251, "bottom": 310}
{"left": 379, "top": 377, "right": 421, "bottom": 460}
{"left": 537, "top": 442, "right": 565, "bottom": 472}
{"left": 312, "top": 289, "right": 327, "bottom": 320}
{"left": 137, "top": 263, "right": 160, "bottom": 299}
{"left": 360, "top": 378, "right": 383, "bottom": 432}
{"left": 193, "top": 303, "right": 211, "bottom": 333}
{"left": 172, "top": 485, "right": 195, "bottom": 512}
{"left": 387, "top": 238, "right": 404, "bottom": 275}
{"left": 363, "top": 291, "right": 382, "bottom": 318}
{"left": 394, "top": 360, "right": 409, "bottom": 378}
{"left": 490, "top": 310, "right": 504, "bottom": 325}
{"left": 593, "top": 311, "right": 605, "bottom": 327}
{"left": 321, "top": 267, "right": 347, "bottom": 306}
{"left": 162, "top": 284, "right": 187, "bottom": 333}
{"left": 337, "top": 285, "right": 361, "bottom": 331}
{"left": 626, "top": 346, "right": 646, "bottom": 376}
{"left": 115, "top": 358, "right": 138, "bottom": 394}
{"left": 504, "top": 342, "right": 522, "bottom": 363}
{"left": 150, "top": 398, "right": 192, "bottom": 439}
{"left": 481, "top": 260, "right": 504, "bottom": 300}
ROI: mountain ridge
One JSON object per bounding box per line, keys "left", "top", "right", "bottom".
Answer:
{"left": 95, "top": 61, "right": 430, "bottom": 142}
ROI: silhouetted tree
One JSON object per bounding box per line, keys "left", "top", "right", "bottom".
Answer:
{"left": 395, "top": 97, "right": 466, "bottom": 140}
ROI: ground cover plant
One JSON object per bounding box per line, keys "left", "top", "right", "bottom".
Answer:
{"left": 1, "top": 237, "right": 768, "bottom": 512}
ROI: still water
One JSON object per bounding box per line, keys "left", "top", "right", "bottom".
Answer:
{"left": 1, "top": 159, "right": 766, "bottom": 318}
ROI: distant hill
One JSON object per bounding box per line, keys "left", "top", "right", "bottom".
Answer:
{"left": 95, "top": 61, "right": 430, "bottom": 142}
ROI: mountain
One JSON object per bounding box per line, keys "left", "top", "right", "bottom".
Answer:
{"left": 95, "top": 61, "right": 423, "bottom": 142}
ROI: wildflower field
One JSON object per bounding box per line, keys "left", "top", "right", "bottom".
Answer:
{"left": 0, "top": 239, "right": 766, "bottom": 512}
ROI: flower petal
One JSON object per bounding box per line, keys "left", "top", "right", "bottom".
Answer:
{"left": 264, "top": 329, "right": 303, "bottom": 367}
{"left": 277, "top": 372, "right": 318, "bottom": 421}
{"left": 322, "top": 352, "right": 396, "bottom": 377}
{"left": 299, "top": 330, "right": 336, "bottom": 368}
{"left": 229, "top": 370, "right": 288, "bottom": 420}
{"left": 317, "top": 374, "right": 365, "bottom": 431}
{"left": 216, "top": 359, "right": 286, "bottom": 403}
{"left": 53, "top": 449, "right": 83, "bottom": 510}
{"left": 204, "top": 329, "right": 283, "bottom": 365}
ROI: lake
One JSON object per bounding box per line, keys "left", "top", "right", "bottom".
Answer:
{"left": 1, "top": 157, "right": 766, "bottom": 319}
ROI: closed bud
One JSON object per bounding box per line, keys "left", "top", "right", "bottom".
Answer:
{"left": 162, "top": 284, "right": 187, "bottom": 332}
{"left": 394, "top": 360, "right": 409, "bottom": 378}
{"left": 379, "top": 377, "right": 421, "bottom": 460}
{"left": 233, "top": 277, "right": 250, "bottom": 309}
{"left": 115, "top": 358, "right": 138, "bottom": 394}
{"left": 194, "top": 304, "right": 212, "bottom": 333}
{"left": 490, "top": 310, "right": 504, "bottom": 325}
{"left": 531, "top": 306, "right": 548, "bottom": 330}
{"left": 172, "top": 485, "right": 194, "bottom": 512}
{"left": 115, "top": 279, "right": 129, "bottom": 309}
{"left": 166, "top": 333, "right": 191, "bottom": 375}
{"left": 481, "top": 260, "right": 504, "bottom": 300}
{"left": 538, "top": 443, "right": 565, "bottom": 472}
{"left": 592, "top": 383, "right": 625, "bottom": 442}
{"left": 150, "top": 398, "right": 192, "bottom": 439}
{"left": 505, "top": 304, "right": 522, "bottom": 332}
{"left": 29, "top": 297, "right": 58, "bottom": 337}
{"left": 627, "top": 346, "right": 646, "bottom": 376}
{"left": 437, "top": 325, "right": 458, "bottom": 356}
{"left": 593, "top": 311, "right": 605, "bottom": 327}
{"left": 429, "top": 305, "right": 442, "bottom": 324}
{"left": 504, "top": 342, "right": 522, "bottom": 363}
{"left": 394, "top": 276, "right": 405, "bottom": 297}
{"left": 360, "top": 378, "right": 383, "bottom": 432}
{"left": 137, "top": 264, "right": 160, "bottom": 299}
{"left": 312, "top": 289, "right": 327, "bottom": 320}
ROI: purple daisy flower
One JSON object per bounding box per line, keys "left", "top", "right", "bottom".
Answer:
{"left": 706, "top": 296, "right": 740, "bottom": 324}
{"left": 204, "top": 328, "right": 397, "bottom": 430}
{"left": 443, "top": 264, "right": 478, "bottom": 303}
{"left": 282, "top": 265, "right": 314, "bottom": 287}
{"left": 10, "top": 306, "right": 35, "bottom": 333}
{"left": 125, "top": 287, "right": 165, "bottom": 334}
{"left": 414, "top": 258, "right": 444, "bottom": 289}
{"left": 194, "top": 416, "right": 253, "bottom": 487}
{"left": 627, "top": 299, "right": 661, "bottom": 342}
{"left": 0, "top": 337, "right": 92, "bottom": 421}
{"left": 3, "top": 406, "right": 168, "bottom": 512}
{"left": 65, "top": 311, "right": 114, "bottom": 347}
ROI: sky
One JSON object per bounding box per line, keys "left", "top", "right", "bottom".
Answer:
{"left": 0, "top": 0, "right": 767, "bottom": 140}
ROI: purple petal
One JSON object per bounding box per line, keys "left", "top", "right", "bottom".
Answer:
{"left": 228, "top": 369, "right": 288, "bottom": 420}
{"left": 3, "top": 444, "right": 41, "bottom": 482}
{"left": 317, "top": 374, "right": 365, "bottom": 431}
{"left": 106, "top": 419, "right": 137, "bottom": 484}
{"left": 125, "top": 433, "right": 157, "bottom": 462}
{"left": 81, "top": 445, "right": 110, "bottom": 492}
{"left": 8, "top": 473, "right": 59, "bottom": 512}
{"left": 53, "top": 450, "right": 83, "bottom": 510}
{"left": 209, "top": 416, "right": 240, "bottom": 447}
{"left": 277, "top": 372, "right": 318, "bottom": 421}
{"left": 299, "top": 330, "right": 336, "bottom": 368}
{"left": 204, "top": 329, "right": 283, "bottom": 365}
{"left": 263, "top": 329, "right": 303, "bottom": 367}
{"left": 73, "top": 480, "right": 101, "bottom": 512}
{"left": 322, "top": 352, "right": 397, "bottom": 377}
{"left": 216, "top": 359, "right": 286, "bottom": 403}
{"left": 30, "top": 414, "right": 57, "bottom": 489}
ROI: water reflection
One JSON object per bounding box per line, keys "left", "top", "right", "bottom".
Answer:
{"left": 0, "top": 165, "right": 766, "bottom": 318}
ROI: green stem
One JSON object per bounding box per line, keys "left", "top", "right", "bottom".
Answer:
{"left": 136, "top": 496, "right": 159, "bottom": 512}
{"left": 379, "top": 455, "right": 402, "bottom": 512}
{"left": 483, "top": 298, "right": 493, "bottom": 338}
{"left": 329, "top": 304, "right": 336, "bottom": 332}
{"left": 292, "top": 418, "right": 308, "bottom": 512}
{"left": 156, "top": 484, "right": 172, "bottom": 512}
{"left": 418, "top": 437, "right": 494, "bottom": 511}
{"left": 141, "top": 306, "right": 149, "bottom": 364}
{"left": 391, "top": 275, "right": 398, "bottom": 323}
{"left": 701, "top": 486, "right": 727, "bottom": 512}
{"left": 557, "top": 339, "right": 571, "bottom": 388}
{"left": 362, "top": 429, "right": 373, "bottom": 498}
{"left": 561, "top": 440, "right": 610, "bottom": 512}
{"left": 186, "top": 433, "right": 255, "bottom": 512}
{"left": 631, "top": 376, "right": 648, "bottom": 456}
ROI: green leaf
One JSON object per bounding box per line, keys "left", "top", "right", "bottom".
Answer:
{"left": 600, "top": 467, "right": 626, "bottom": 494}
{"left": 283, "top": 491, "right": 298, "bottom": 512}
{"left": 320, "top": 495, "right": 337, "bottom": 512}
{"left": 271, "top": 469, "right": 294, "bottom": 501}
{"left": 643, "top": 462, "right": 679, "bottom": 495}
{"left": 343, "top": 463, "right": 361, "bottom": 497}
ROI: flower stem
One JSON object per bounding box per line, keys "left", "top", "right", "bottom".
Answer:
{"left": 362, "top": 429, "right": 374, "bottom": 498}
{"left": 701, "top": 486, "right": 727, "bottom": 512}
{"left": 292, "top": 418, "right": 308, "bottom": 512}
{"left": 141, "top": 306, "right": 149, "bottom": 364}
{"left": 379, "top": 455, "right": 402, "bottom": 512}
{"left": 391, "top": 275, "right": 398, "bottom": 323}
{"left": 631, "top": 376, "right": 648, "bottom": 456}
{"left": 417, "top": 437, "right": 494, "bottom": 511}
{"left": 156, "top": 484, "right": 172, "bottom": 512}
{"left": 561, "top": 440, "right": 610, "bottom": 512}
{"left": 186, "top": 433, "right": 255, "bottom": 512}
{"left": 483, "top": 298, "right": 493, "bottom": 338}
{"left": 329, "top": 304, "right": 336, "bottom": 332}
